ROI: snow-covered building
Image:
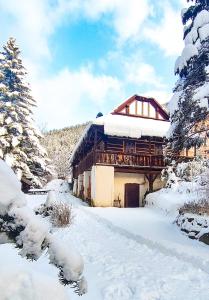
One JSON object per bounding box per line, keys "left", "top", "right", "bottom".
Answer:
{"left": 71, "top": 95, "right": 170, "bottom": 207}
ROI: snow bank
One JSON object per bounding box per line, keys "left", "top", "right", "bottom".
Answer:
{"left": 45, "top": 190, "right": 57, "bottom": 207}
{"left": 94, "top": 114, "right": 170, "bottom": 139}
{"left": 146, "top": 189, "right": 189, "bottom": 216}
{"left": 0, "top": 267, "right": 69, "bottom": 300}
{"left": 146, "top": 161, "right": 209, "bottom": 215}
{"left": 45, "top": 179, "right": 70, "bottom": 193}
{"left": 0, "top": 159, "right": 26, "bottom": 215}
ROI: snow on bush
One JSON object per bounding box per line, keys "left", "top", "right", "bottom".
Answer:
{"left": 0, "top": 159, "right": 87, "bottom": 295}
{"left": 48, "top": 236, "right": 87, "bottom": 295}
{"left": 146, "top": 159, "right": 209, "bottom": 215}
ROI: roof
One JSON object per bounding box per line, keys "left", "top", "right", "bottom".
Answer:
{"left": 70, "top": 95, "right": 170, "bottom": 164}
{"left": 94, "top": 114, "right": 170, "bottom": 139}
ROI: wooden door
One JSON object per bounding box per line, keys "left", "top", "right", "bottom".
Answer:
{"left": 125, "top": 183, "right": 140, "bottom": 207}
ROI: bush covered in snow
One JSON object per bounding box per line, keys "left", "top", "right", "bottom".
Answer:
{"left": 176, "top": 213, "right": 209, "bottom": 245}
{"left": 35, "top": 190, "right": 74, "bottom": 227}
{"left": 147, "top": 159, "right": 209, "bottom": 216}
{"left": 0, "top": 160, "right": 87, "bottom": 295}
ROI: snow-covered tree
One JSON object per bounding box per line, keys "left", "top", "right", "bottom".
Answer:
{"left": 167, "top": 0, "right": 209, "bottom": 157}
{"left": 0, "top": 38, "right": 51, "bottom": 187}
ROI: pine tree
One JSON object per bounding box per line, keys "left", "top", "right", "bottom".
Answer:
{"left": 167, "top": 0, "right": 209, "bottom": 157}
{"left": 0, "top": 37, "right": 51, "bottom": 187}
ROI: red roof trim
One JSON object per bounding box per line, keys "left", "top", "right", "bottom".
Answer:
{"left": 112, "top": 94, "right": 169, "bottom": 121}
{"left": 111, "top": 112, "right": 170, "bottom": 122}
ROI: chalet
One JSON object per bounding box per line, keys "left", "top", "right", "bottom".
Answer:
{"left": 70, "top": 95, "right": 170, "bottom": 207}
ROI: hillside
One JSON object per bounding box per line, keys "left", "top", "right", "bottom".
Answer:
{"left": 42, "top": 122, "right": 89, "bottom": 178}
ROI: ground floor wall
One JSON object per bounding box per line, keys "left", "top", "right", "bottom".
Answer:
{"left": 73, "top": 165, "right": 165, "bottom": 207}
{"left": 114, "top": 172, "right": 164, "bottom": 207}
{"left": 91, "top": 165, "right": 114, "bottom": 207}
{"left": 114, "top": 172, "right": 147, "bottom": 207}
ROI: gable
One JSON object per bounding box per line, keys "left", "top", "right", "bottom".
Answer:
{"left": 112, "top": 95, "right": 169, "bottom": 121}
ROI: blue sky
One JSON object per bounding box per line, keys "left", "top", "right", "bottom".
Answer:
{"left": 0, "top": 0, "right": 188, "bottom": 130}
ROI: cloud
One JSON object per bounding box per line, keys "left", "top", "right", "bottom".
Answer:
{"left": 59, "top": 0, "right": 151, "bottom": 43}
{"left": 143, "top": 3, "right": 184, "bottom": 56}
{"left": 31, "top": 66, "right": 122, "bottom": 129}
{"left": 0, "top": 0, "right": 55, "bottom": 60}
{"left": 0, "top": 0, "right": 152, "bottom": 59}
{"left": 125, "top": 61, "right": 165, "bottom": 89}
{"left": 142, "top": 90, "right": 172, "bottom": 105}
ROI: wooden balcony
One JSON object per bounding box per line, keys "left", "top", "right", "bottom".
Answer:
{"left": 73, "top": 150, "right": 165, "bottom": 178}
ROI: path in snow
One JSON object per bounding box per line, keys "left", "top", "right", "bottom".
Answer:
{"left": 86, "top": 207, "right": 209, "bottom": 274}
{"left": 57, "top": 193, "right": 209, "bottom": 300}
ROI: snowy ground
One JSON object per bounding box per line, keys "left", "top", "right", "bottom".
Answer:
{"left": 1, "top": 188, "right": 209, "bottom": 299}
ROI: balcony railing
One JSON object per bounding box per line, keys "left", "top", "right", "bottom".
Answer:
{"left": 73, "top": 150, "right": 165, "bottom": 178}
{"left": 95, "top": 151, "right": 164, "bottom": 167}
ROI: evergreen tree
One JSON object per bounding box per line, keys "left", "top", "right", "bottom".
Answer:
{"left": 167, "top": 0, "right": 209, "bottom": 157}
{"left": 0, "top": 37, "right": 51, "bottom": 187}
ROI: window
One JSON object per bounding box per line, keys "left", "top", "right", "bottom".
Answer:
{"left": 125, "top": 141, "right": 135, "bottom": 153}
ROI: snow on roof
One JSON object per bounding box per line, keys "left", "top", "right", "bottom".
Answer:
{"left": 70, "top": 114, "right": 170, "bottom": 163}
{"left": 94, "top": 114, "right": 170, "bottom": 139}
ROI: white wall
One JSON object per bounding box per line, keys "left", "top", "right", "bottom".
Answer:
{"left": 153, "top": 175, "right": 165, "bottom": 191}
{"left": 73, "top": 179, "right": 77, "bottom": 195}
{"left": 91, "top": 165, "right": 114, "bottom": 207}
{"left": 114, "top": 172, "right": 148, "bottom": 207}
{"left": 77, "top": 174, "right": 84, "bottom": 197}
{"left": 83, "top": 170, "right": 91, "bottom": 199}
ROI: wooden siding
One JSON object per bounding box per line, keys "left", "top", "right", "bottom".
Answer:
{"left": 73, "top": 150, "right": 165, "bottom": 178}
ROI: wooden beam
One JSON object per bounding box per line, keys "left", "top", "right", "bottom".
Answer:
{"left": 111, "top": 112, "right": 169, "bottom": 122}
{"left": 114, "top": 167, "right": 162, "bottom": 174}
{"left": 145, "top": 173, "right": 159, "bottom": 192}
{"left": 135, "top": 100, "right": 138, "bottom": 115}
{"left": 148, "top": 102, "right": 150, "bottom": 117}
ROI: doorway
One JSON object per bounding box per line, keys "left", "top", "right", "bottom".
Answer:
{"left": 124, "top": 183, "right": 140, "bottom": 207}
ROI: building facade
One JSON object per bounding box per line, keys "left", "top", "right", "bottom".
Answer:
{"left": 71, "top": 95, "right": 170, "bottom": 207}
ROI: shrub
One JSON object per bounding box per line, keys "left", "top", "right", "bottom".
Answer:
{"left": 50, "top": 202, "right": 74, "bottom": 227}
{"left": 35, "top": 191, "right": 74, "bottom": 227}
{"left": 179, "top": 199, "right": 209, "bottom": 215}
